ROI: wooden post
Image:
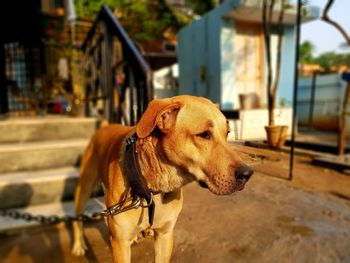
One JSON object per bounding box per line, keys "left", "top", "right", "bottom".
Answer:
{"left": 338, "top": 73, "right": 350, "bottom": 155}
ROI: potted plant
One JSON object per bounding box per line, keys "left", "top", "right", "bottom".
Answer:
{"left": 262, "top": 0, "right": 288, "bottom": 148}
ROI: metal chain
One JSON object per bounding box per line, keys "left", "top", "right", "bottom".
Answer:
{"left": 0, "top": 194, "right": 153, "bottom": 225}
{"left": 0, "top": 207, "right": 103, "bottom": 225}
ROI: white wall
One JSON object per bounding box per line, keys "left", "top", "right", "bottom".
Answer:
{"left": 228, "top": 108, "right": 293, "bottom": 140}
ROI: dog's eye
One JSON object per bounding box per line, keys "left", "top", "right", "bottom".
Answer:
{"left": 196, "top": 131, "right": 211, "bottom": 139}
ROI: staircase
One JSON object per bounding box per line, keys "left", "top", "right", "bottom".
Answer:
{"left": 0, "top": 117, "right": 105, "bottom": 232}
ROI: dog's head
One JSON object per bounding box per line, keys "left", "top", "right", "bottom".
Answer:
{"left": 136, "top": 95, "right": 253, "bottom": 195}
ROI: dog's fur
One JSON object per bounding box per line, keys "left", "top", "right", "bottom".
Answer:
{"left": 72, "top": 95, "right": 252, "bottom": 262}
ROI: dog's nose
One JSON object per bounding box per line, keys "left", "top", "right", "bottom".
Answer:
{"left": 235, "top": 165, "right": 253, "bottom": 181}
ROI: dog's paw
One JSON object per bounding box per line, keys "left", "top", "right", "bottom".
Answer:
{"left": 72, "top": 240, "right": 88, "bottom": 256}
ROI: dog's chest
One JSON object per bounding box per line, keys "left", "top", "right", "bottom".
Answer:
{"left": 137, "top": 190, "right": 184, "bottom": 230}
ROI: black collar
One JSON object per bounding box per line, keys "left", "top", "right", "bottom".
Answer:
{"left": 123, "top": 133, "right": 155, "bottom": 226}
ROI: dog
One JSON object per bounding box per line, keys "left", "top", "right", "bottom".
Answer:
{"left": 72, "top": 95, "right": 253, "bottom": 262}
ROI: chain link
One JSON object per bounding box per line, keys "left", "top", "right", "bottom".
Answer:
{"left": 0, "top": 194, "right": 153, "bottom": 225}
{"left": 0, "top": 208, "right": 102, "bottom": 224}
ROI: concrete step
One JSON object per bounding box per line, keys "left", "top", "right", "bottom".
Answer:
{"left": 0, "top": 117, "right": 97, "bottom": 144}
{"left": 0, "top": 197, "right": 105, "bottom": 233}
{"left": 0, "top": 166, "right": 104, "bottom": 209}
{"left": 0, "top": 139, "right": 88, "bottom": 173}
{"left": 0, "top": 167, "right": 98, "bottom": 209}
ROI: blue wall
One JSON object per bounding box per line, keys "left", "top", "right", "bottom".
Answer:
{"left": 178, "top": 0, "right": 296, "bottom": 108}
{"left": 220, "top": 17, "right": 236, "bottom": 109}
{"left": 277, "top": 26, "right": 296, "bottom": 106}
{"left": 178, "top": 0, "right": 240, "bottom": 104}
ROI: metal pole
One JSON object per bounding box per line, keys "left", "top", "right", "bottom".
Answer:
{"left": 289, "top": 0, "right": 302, "bottom": 181}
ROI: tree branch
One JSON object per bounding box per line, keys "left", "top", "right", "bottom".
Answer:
{"left": 321, "top": 0, "right": 350, "bottom": 44}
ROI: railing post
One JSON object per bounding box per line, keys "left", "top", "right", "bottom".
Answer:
{"left": 100, "top": 21, "right": 114, "bottom": 123}
{"left": 128, "top": 65, "right": 137, "bottom": 125}
{"left": 83, "top": 50, "right": 90, "bottom": 117}
{"left": 136, "top": 74, "right": 142, "bottom": 120}
{"left": 146, "top": 71, "right": 153, "bottom": 105}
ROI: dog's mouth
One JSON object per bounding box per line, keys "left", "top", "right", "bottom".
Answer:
{"left": 198, "top": 178, "right": 247, "bottom": 195}
{"left": 198, "top": 180, "right": 209, "bottom": 189}
{"left": 234, "top": 182, "right": 246, "bottom": 191}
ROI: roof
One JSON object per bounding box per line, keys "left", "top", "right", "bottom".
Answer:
{"left": 223, "top": 1, "right": 319, "bottom": 25}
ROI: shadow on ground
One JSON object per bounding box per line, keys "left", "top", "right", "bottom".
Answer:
{"left": 1, "top": 145, "right": 350, "bottom": 262}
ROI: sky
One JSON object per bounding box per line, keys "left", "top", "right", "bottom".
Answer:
{"left": 300, "top": 0, "right": 350, "bottom": 56}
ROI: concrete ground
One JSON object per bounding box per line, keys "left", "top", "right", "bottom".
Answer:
{"left": 0, "top": 144, "right": 349, "bottom": 263}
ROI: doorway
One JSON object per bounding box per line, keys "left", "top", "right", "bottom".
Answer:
{"left": 234, "top": 22, "right": 264, "bottom": 109}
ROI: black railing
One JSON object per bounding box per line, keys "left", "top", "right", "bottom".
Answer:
{"left": 82, "top": 5, "right": 153, "bottom": 125}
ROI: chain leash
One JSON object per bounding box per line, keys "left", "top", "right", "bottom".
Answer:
{"left": 0, "top": 209, "right": 100, "bottom": 224}
{"left": 0, "top": 194, "right": 153, "bottom": 225}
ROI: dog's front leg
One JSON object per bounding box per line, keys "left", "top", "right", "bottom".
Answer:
{"left": 110, "top": 235, "right": 132, "bottom": 263}
{"left": 154, "top": 230, "right": 174, "bottom": 263}
{"left": 108, "top": 216, "right": 133, "bottom": 263}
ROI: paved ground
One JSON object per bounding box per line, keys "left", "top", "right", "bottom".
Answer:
{"left": 1, "top": 145, "right": 350, "bottom": 263}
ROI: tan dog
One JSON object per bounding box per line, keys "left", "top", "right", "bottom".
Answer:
{"left": 72, "top": 95, "right": 253, "bottom": 262}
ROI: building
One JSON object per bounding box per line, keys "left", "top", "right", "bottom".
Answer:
{"left": 177, "top": 0, "right": 318, "bottom": 139}
{"left": 0, "top": 0, "right": 91, "bottom": 118}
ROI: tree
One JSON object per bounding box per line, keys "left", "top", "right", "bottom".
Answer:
{"left": 74, "top": 0, "right": 183, "bottom": 42}
{"left": 74, "top": 0, "right": 107, "bottom": 18}
{"left": 74, "top": 0, "right": 219, "bottom": 42}
{"left": 186, "top": 0, "right": 216, "bottom": 16}
{"left": 262, "top": 0, "right": 286, "bottom": 127}
{"left": 321, "top": 0, "right": 350, "bottom": 44}
{"left": 299, "top": 40, "right": 315, "bottom": 64}
{"left": 261, "top": 0, "right": 291, "bottom": 148}
{"left": 115, "top": 0, "right": 181, "bottom": 42}
{"left": 314, "top": 51, "right": 338, "bottom": 72}
{"left": 321, "top": 0, "right": 350, "bottom": 155}
{"left": 313, "top": 52, "right": 350, "bottom": 72}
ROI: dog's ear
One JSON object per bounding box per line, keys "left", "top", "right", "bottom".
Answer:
{"left": 136, "top": 98, "right": 182, "bottom": 138}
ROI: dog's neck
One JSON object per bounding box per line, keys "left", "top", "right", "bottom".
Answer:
{"left": 137, "top": 136, "right": 192, "bottom": 193}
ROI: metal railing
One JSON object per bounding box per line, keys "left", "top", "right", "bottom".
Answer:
{"left": 82, "top": 5, "right": 153, "bottom": 125}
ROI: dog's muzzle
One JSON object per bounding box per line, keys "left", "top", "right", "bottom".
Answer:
{"left": 198, "top": 165, "right": 253, "bottom": 194}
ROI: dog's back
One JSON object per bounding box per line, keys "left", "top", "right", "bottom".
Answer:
{"left": 82, "top": 124, "right": 132, "bottom": 177}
